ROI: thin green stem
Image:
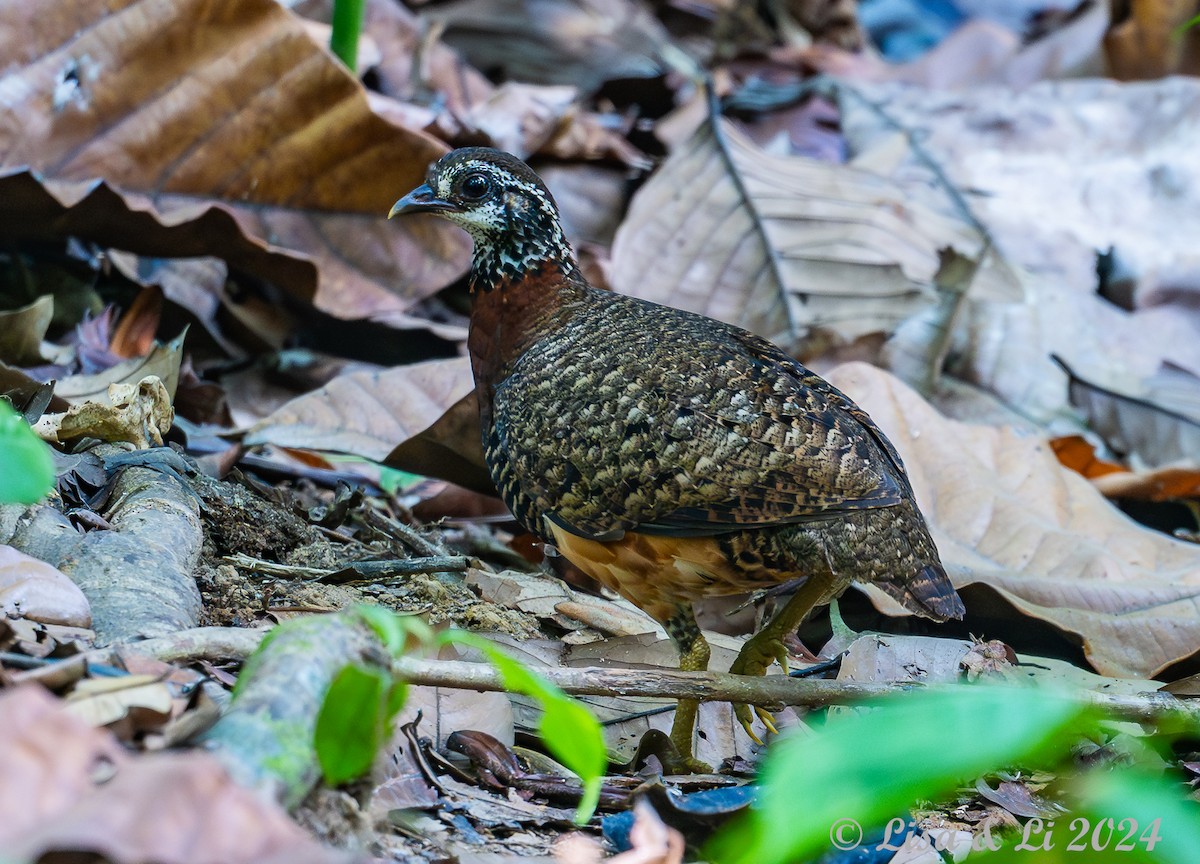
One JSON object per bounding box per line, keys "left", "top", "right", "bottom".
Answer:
{"left": 330, "top": 0, "right": 365, "bottom": 72}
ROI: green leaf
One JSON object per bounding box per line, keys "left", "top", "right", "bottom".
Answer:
{"left": 0, "top": 400, "right": 54, "bottom": 504}
{"left": 352, "top": 605, "right": 433, "bottom": 655}
{"left": 1174, "top": 13, "right": 1200, "bottom": 36}
{"left": 539, "top": 693, "right": 605, "bottom": 820}
{"left": 444, "top": 631, "right": 607, "bottom": 823}
{"left": 379, "top": 466, "right": 422, "bottom": 495}
{"left": 706, "top": 686, "right": 1095, "bottom": 864}
{"left": 1078, "top": 770, "right": 1200, "bottom": 864}
{"left": 315, "top": 663, "right": 401, "bottom": 786}
{"left": 386, "top": 679, "right": 409, "bottom": 720}
{"left": 974, "top": 770, "right": 1200, "bottom": 863}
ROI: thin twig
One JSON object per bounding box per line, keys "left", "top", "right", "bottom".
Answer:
{"left": 329, "top": 556, "right": 473, "bottom": 582}
{"left": 223, "top": 552, "right": 473, "bottom": 583}
{"left": 223, "top": 554, "right": 330, "bottom": 580}
{"left": 78, "top": 626, "right": 1200, "bottom": 725}
{"left": 360, "top": 508, "right": 448, "bottom": 557}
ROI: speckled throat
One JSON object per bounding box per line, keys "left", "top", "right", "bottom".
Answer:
{"left": 465, "top": 199, "right": 578, "bottom": 293}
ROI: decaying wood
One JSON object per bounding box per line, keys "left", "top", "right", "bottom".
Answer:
{"left": 0, "top": 457, "right": 202, "bottom": 644}
{"left": 196, "top": 614, "right": 390, "bottom": 809}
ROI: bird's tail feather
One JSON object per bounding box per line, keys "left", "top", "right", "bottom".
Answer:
{"left": 884, "top": 563, "right": 964, "bottom": 622}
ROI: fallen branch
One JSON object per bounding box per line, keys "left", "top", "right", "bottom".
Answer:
{"left": 0, "top": 448, "right": 202, "bottom": 644}
{"left": 195, "top": 614, "right": 389, "bottom": 809}
{"left": 87, "top": 625, "right": 1200, "bottom": 724}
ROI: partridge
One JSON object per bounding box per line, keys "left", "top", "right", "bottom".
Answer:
{"left": 391, "top": 148, "right": 964, "bottom": 770}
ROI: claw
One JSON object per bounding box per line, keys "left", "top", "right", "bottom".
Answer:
{"left": 778, "top": 642, "right": 793, "bottom": 675}
{"left": 736, "top": 703, "right": 766, "bottom": 744}
{"left": 731, "top": 633, "right": 791, "bottom": 744}
{"left": 734, "top": 702, "right": 780, "bottom": 744}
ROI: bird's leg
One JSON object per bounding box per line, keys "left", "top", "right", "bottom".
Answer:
{"left": 663, "top": 603, "right": 713, "bottom": 773}
{"left": 729, "top": 568, "right": 838, "bottom": 743}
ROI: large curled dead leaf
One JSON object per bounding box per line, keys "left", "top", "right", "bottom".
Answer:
{"left": 246, "top": 357, "right": 475, "bottom": 463}
{"left": 838, "top": 77, "right": 1200, "bottom": 420}
{"left": 608, "top": 108, "right": 1001, "bottom": 351}
{"left": 827, "top": 361, "right": 1200, "bottom": 679}
{"left": 0, "top": 0, "right": 467, "bottom": 319}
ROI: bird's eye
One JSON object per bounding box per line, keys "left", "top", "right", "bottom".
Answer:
{"left": 460, "top": 173, "right": 491, "bottom": 201}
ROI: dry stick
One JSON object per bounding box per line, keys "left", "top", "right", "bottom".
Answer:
{"left": 223, "top": 552, "right": 473, "bottom": 582}
{"left": 90, "top": 626, "right": 1200, "bottom": 724}
{"left": 360, "top": 507, "right": 447, "bottom": 558}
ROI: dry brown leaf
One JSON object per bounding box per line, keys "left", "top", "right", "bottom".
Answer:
{"left": 368, "top": 720, "right": 440, "bottom": 815}
{"left": 0, "top": 0, "right": 466, "bottom": 319}
{"left": 110, "top": 285, "right": 164, "bottom": 360}
{"left": 10, "top": 748, "right": 350, "bottom": 864}
{"left": 975, "top": 778, "right": 1061, "bottom": 820}
{"left": 538, "top": 112, "right": 648, "bottom": 167}
{"left": 838, "top": 77, "right": 1200, "bottom": 421}
{"left": 0, "top": 685, "right": 129, "bottom": 845}
{"left": 427, "top": 0, "right": 673, "bottom": 91}
{"left": 0, "top": 170, "right": 321, "bottom": 318}
{"left": 608, "top": 111, "right": 996, "bottom": 351}
{"left": 36, "top": 376, "right": 174, "bottom": 448}
{"left": 960, "top": 638, "right": 1018, "bottom": 682}
{"left": 465, "top": 82, "right": 580, "bottom": 158}
{"left": 537, "top": 163, "right": 631, "bottom": 249}
{"left": 109, "top": 253, "right": 241, "bottom": 355}
{"left": 1060, "top": 357, "right": 1200, "bottom": 470}
{"left": 385, "top": 387, "right": 494, "bottom": 494}
{"left": 556, "top": 801, "right": 684, "bottom": 864}
{"left": 837, "top": 634, "right": 973, "bottom": 684}
{"left": 64, "top": 674, "right": 174, "bottom": 729}
{"left": 1049, "top": 435, "right": 1128, "bottom": 480}
{"left": 827, "top": 361, "right": 1200, "bottom": 678}
{"left": 0, "top": 545, "right": 91, "bottom": 627}
{"left": 467, "top": 567, "right": 658, "bottom": 636}
{"left": 800, "top": 2, "right": 1108, "bottom": 89}
{"left": 1092, "top": 466, "right": 1200, "bottom": 502}
{"left": 54, "top": 331, "right": 184, "bottom": 405}
{"left": 0, "top": 295, "right": 53, "bottom": 365}
{"left": 362, "top": 0, "right": 493, "bottom": 118}
{"left": 393, "top": 682, "right": 514, "bottom": 751}
{"left": 0, "top": 362, "right": 70, "bottom": 420}
{"left": 1105, "top": 0, "right": 1200, "bottom": 79}
{"left": 247, "top": 356, "right": 474, "bottom": 462}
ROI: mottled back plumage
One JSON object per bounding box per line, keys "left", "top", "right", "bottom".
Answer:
{"left": 391, "top": 148, "right": 964, "bottom": 763}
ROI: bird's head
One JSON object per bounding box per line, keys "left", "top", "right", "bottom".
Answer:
{"left": 390, "top": 148, "right": 576, "bottom": 290}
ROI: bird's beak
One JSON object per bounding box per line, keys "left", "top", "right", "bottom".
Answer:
{"left": 388, "top": 184, "right": 461, "bottom": 218}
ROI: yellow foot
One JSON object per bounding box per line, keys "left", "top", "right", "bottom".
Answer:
{"left": 673, "top": 753, "right": 715, "bottom": 775}
{"left": 730, "top": 632, "right": 791, "bottom": 743}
